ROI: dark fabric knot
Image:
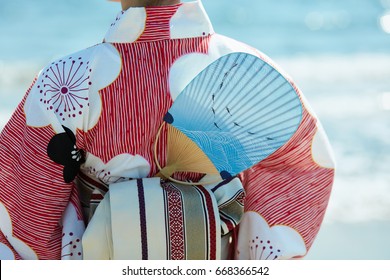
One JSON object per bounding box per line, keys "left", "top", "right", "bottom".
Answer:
{"left": 47, "top": 125, "right": 85, "bottom": 183}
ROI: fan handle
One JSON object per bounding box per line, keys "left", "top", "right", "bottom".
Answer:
{"left": 153, "top": 122, "right": 223, "bottom": 186}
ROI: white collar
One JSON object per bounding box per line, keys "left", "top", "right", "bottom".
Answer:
{"left": 104, "top": 0, "right": 214, "bottom": 43}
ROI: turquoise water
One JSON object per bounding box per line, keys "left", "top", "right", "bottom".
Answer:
{"left": 0, "top": 0, "right": 390, "bottom": 259}
{"left": 1, "top": 0, "right": 390, "bottom": 59}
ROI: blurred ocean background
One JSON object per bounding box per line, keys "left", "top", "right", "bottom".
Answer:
{"left": 0, "top": 0, "right": 389, "bottom": 259}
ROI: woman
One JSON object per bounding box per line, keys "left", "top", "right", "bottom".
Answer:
{"left": 0, "top": 0, "right": 335, "bottom": 260}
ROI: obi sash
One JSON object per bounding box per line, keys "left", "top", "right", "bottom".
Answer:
{"left": 82, "top": 177, "right": 244, "bottom": 260}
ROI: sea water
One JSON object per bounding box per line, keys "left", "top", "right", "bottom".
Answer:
{"left": 0, "top": 0, "right": 389, "bottom": 259}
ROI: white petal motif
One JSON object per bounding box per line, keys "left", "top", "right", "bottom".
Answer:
{"left": 311, "top": 123, "right": 336, "bottom": 169}
{"left": 236, "top": 212, "right": 307, "bottom": 260}
{"left": 24, "top": 44, "right": 121, "bottom": 134}
{"left": 83, "top": 153, "right": 151, "bottom": 185}
{"left": 61, "top": 202, "right": 85, "bottom": 260}
{"left": 24, "top": 48, "right": 95, "bottom": 133}
{"left": 104, "top": 8, "right": 146, "bottom": 43}
{"left": 87, "top": 43, "right": 122, "bottom": 130}
{"left": 0, "top": 202, "right": 38, "bottom": 260}
{"left": 170, "top": 0, "right": 214, "bottom": 39}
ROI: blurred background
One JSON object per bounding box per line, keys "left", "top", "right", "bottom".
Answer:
{"left": 0, "top": 0, "right": 389, "bottom": 259}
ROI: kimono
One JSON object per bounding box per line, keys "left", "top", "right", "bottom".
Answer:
{"left": 0, "top": 0, "right": 335, "bottom": 260}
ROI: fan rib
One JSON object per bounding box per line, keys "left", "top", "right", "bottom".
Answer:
{"left": 235, "top": 82, "right": 291, "bottom": 123}
{"left": 240, "top": 94, "right": 301, "bottom": 134}
{"left": 223, "top": 64, "right": 275, "bottom": 114}
{"left": 161, "top": 52, "right": 303, "bottom": 180}
{"left": 165, "top": 124, "right": 219, "bottom": 174}
{"left": 217, "top": 54, "right": 257, "bottom": 109}
{"left": 241, "top": 112, "right": 301, "bottom": 144}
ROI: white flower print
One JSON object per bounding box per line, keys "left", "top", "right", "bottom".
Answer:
{"left": 82, "top": 153, "right": 150, "bottom": 185}
{"left": 236, "top": 212, "right": 307, "bottom": 260}
{"left": 24, "top": 44, "right": 121, "bottom": 133}
{"left": 0, "top": 202, "right": 38, "bottom": 260}
{"left": 311, "top": 122, "right": 336, "bottom": 168}
{"left": 104, "top": 8, "right": 147, "bottom": 43}
{"left": 38, "top": 55, "right": 91, "bottom": 122}
{"left": 61, "top": 202, "right": 85, "bottom": 260}
{"left": 170, "top": 1, "right": 214, "bottom": 39}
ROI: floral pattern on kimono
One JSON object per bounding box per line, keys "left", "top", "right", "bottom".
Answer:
{"left": 0, "top": 0, "right": 334, "bottom": 260}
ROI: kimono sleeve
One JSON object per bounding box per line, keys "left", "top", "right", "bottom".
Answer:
{"left": 0, "top": 43, "right": 122, "bottom": 260}
{"left": 0, "top": 67, "right": 87, "bottom": 260}
{"left": 235, "top": 82, "right": 335, "bottom": 260}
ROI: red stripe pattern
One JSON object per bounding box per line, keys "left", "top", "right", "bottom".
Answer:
{"left": 0, "top": 90, "right": 77, "bottom": 259}
{"left": 85, "top": 37, "right": 210, "bottom": 179}
{"left": 137, "top": 4, "right": 182, "bottom": 42}
{"left": 239, "top": 109, "right": 334, "bottom": 252}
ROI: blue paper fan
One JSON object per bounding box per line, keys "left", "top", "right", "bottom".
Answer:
{"left": 155, "top": 52, "right": 303, "bottom": 181}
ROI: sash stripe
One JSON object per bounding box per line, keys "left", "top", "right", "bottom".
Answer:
{"left": 164, "top": 183, "right": 186, "bottom": 260}
{"left": 196, "top": 186, "right": 217, "bottom": 260}
{"left": 137, "top": 179, "right": 148, "bottom": 260}
{"left": 162, "top": 184, "right": 170, "bottom": 259}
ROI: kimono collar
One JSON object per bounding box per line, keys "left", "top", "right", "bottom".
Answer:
{"left": 104, "top": 0, "right": 214, "bottom": 43}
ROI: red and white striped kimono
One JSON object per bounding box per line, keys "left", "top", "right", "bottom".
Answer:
{"left": 0, "top": 0, "right": 334, "bottom": 260}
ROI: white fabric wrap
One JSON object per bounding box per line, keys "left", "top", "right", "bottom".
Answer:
{"left": 82, "top": 177, "right": 244, "bottom": 260}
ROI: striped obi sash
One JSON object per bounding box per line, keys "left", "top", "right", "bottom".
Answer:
{"left": 82, "top": 177, "right": 245, "bottom": 260}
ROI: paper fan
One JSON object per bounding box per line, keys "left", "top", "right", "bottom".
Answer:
{"left": 155, "top": 52, "right": 303, "bottom": 182}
